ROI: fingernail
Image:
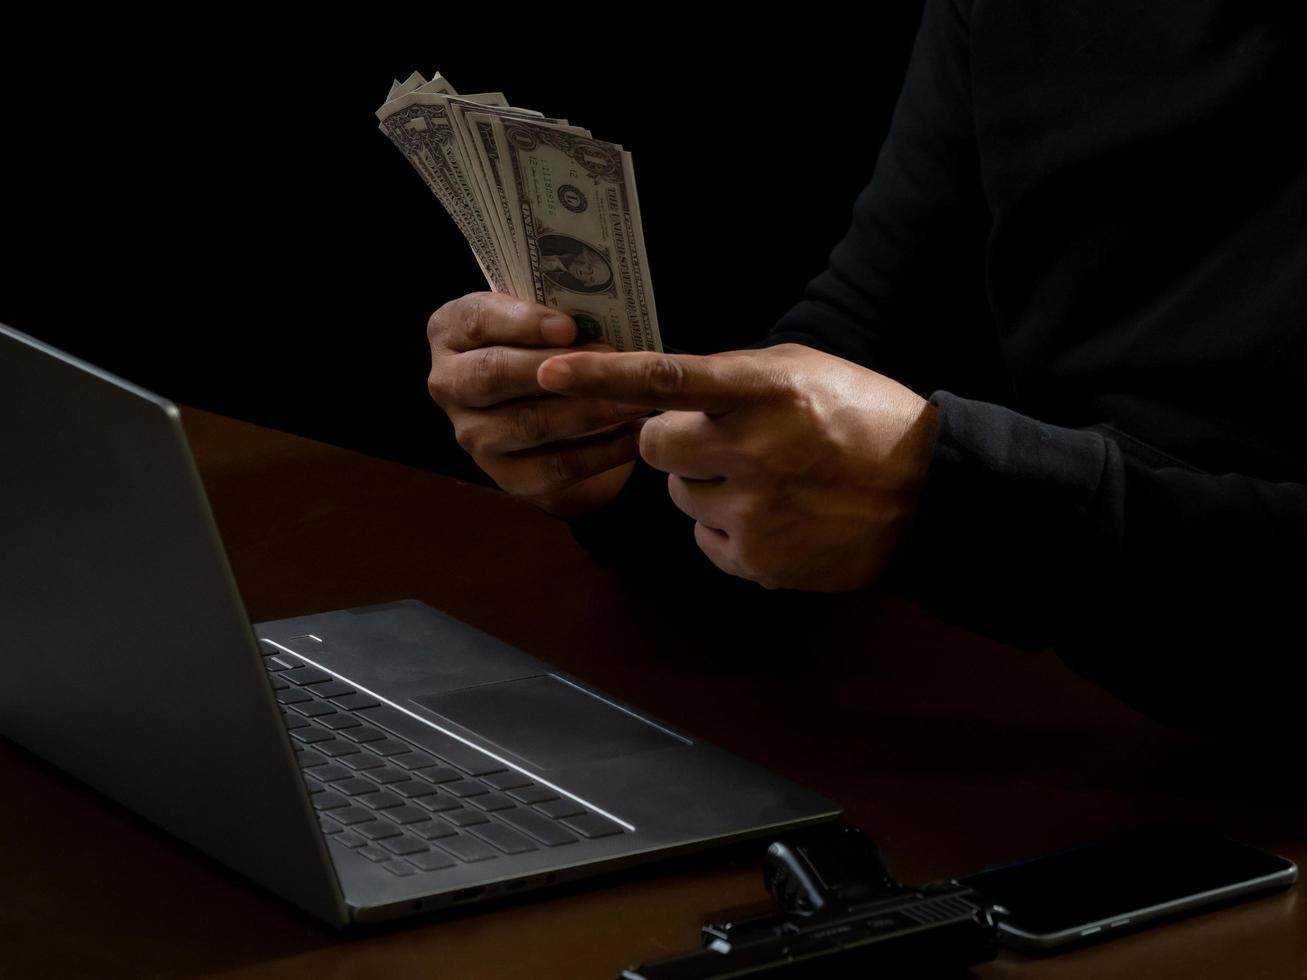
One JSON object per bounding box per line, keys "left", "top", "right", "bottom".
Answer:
{"left": 541, "top": 358, "right": 573, "bottom": 388}
{"left": 540, "top": 314, "right": 575, "bottom": 346}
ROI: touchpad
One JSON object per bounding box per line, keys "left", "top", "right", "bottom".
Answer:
{"left": 412, "top": 674, "right": 689, "bottom": 771}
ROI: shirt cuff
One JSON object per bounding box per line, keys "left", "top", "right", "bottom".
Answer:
{"left": 881, "top": 390, "right": 1119, "bottom": 651}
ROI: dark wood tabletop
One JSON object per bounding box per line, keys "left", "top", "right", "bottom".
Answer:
{"left": 4, "top": 407, "right": 1303, "bottom": 979}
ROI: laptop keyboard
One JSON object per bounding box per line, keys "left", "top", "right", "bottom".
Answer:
{"left": 261, "top": 647, "right": 624, "bottom": 879}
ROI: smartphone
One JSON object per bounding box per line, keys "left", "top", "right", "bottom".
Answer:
{"left": 960, "top": 823, "right": 1297, "bottom": 952}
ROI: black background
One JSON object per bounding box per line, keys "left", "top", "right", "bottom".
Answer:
{"left": 1, "top": 9, "right": 925, "bottom": 481}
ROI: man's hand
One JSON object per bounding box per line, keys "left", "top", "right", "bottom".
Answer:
{"left": 426, "top": 293, "right": 646, "bottom": 517}
{"left": 537, "top": 343, "right": 939, "bottom": 591}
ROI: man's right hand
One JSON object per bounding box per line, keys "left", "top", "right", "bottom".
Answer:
{"left": 426, "top": 292, "right": 644, "bottom": 518}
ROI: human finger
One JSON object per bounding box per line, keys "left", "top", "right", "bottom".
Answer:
{"left": 428, "top": 292, "right": 577, "bottom": 353}
{"left": 537, "top": 350, "right": 767, "bottom": 414}
{"left": 467, "top": 397, "right": 651, "bottom": 453}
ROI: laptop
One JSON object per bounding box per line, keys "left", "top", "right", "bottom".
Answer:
{"left": 0, "top": 322, "right": 840, "bottom": 926}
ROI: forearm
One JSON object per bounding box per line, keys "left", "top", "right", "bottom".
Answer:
{"left": 883, "top": 391, "right": 1307, "bottom": 738}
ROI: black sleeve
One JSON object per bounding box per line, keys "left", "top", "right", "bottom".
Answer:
{"left": 762, "top": 0, "right": 1007, "bottom": 405}
{"left": 884, "top": 393, "right": 1307, "bottom": 740}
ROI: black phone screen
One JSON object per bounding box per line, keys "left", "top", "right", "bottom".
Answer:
{"left": 961, "top": 823, "right": 1295, "bottom": 941}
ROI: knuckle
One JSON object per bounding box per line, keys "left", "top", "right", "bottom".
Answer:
{"left": 642, "top": 357, "right": 687, "bottom": 397}
{"left": 544, "top": 449, "right": 578, "bottom": 488}
{"left": 426, "top": 302, "right": 454, "bottom": 346}
{"left": 507, "top": 298, "right": 535, "bottom": 327}
{"left": 453, "top": 421, "right": 481, "bottom": 455}
{"left": 461, "top": 295, "right": 491, "bottom": 348}
{"left": 472, "top": 346, "right": 508, "bottom": 398}
{"left": 426, "top": 368, "right": 448, "bottom": 404}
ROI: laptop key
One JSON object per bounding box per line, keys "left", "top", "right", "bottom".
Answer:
{"left": 416, "top": 793, "right": 462, "bottom": 813}
{"left": 364, "top": 768, "right": 411, "bottom": 786}
{"left": 275, "top": 688, "right": 313, "bottom": 705}
{"left": 411, "top": 820, "right": 457, "bottom": 841}
{"left": 358, "top": 790, "right": 405, "bottom": 810}
{"left": 441, "top": 808, "right": 490, "bottom": 828}
{"left": 497, "top": 809, "right": 579, "bottom": 847}
{"left": 309, "top": 764, "right": 353, "bottom": 783}
{"left": 282, "top": 714, "right": 310, "bottom": 730}
{"left": 317, "top": 740, "right": 362, "bottom": 758}
{"left": 381, "top": 859, "right": 417, "bottom": 877}
{"left": 318, "top": 816, "right": 342, "bottom": 834}
{"left": 434, "top": 834, "right": 499, "bottom": 863}
{"left": 482, "top": 771, "right": 534, "bottom": 791}
{"left": 535, "top": 798, "right": 587, "bottom": 820}
{"left": 332, "top": 692, "right": 379, "bottom": 711}
{"left": 380, "top": 835, "right": 429, "bottom": 857}
{"left": 335, "top": 776, "right": 384, "bottom": 797}
{"left": 393, "top": 781, "right": 440, "bottom": 799}
{"left": 334, "top": 830, "right": 367, "bottom": 849}
{"left": 365, "top": 738, "right": 412, "bottom": 757}
{"left": 264, "top": 658, "right": 290, "bottom": 672}
{"left": 341, "top": 725, "right": 387, "bottom": 743}
{"left": 443, "top": 779, "right": 490, "bottom": 798}
{"left": 290, "top": 727, "right": 335, "bottom": 745}
{"left": 411, "top": 764, "right": 463, "bottom": 784}
{"left": 381, "top": 804, "right": 431, "bottom": 825}
{"left": 561, "top": 813, "right": 624, "bottom": 839}
{"left": 313, "top": 681, "right": 358, "bottom": 699}
{"left": 356, "top": 821, "right": 401, "bottom": 841}
{"left": 269, "top": 676, "right": 290, "bottom": 691}
{"left": 311, "top": 791, "right": 350, "bottom": 811}
{"left": 339, "top": 751, "right": 385, "bottom": 771}
{"left": 391, "top": 752, "right": 440, "bottom": 772}
{"left": 408, "top": 849, "right": 457, "bottom": 871}
{"left": 296, "top": 748, "right": 331, "bottom": 769}
{"left": 282, "top": 666, "right": 331, "bottom": 686}
{"left": 468, "top": 822, "right": 538, "bottom": 855}
{"left": 318, "top": 713, "right": 363, "bottom": 731}
{"left": 357, "top": 845, "right": 392, "bottom": 863}
{"left": 466, "top": 792, "right": 516, "bottom": 812}
{"left": 289, "top": 701, "right": 338, "bottom": 718}
{"left": 330, "top": 805, "right": 377, "bottom": 826}
{"left": 506, "top": 785, "right": 559, "bottom": 805}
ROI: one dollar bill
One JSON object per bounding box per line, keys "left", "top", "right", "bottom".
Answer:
{"left": 376, "top": 71, "right": 662, "bottom": 353}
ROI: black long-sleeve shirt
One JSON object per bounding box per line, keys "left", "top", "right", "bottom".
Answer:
{"left": 575, "top": 0, "right": 1307, "bottom": 739}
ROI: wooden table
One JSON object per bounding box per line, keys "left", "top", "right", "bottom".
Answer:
{"left": 4, "top": 408, "right": 1303, "bottom": 978}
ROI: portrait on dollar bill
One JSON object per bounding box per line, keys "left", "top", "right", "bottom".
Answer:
{"left": 538, "top": 234, "right": 613, "bottom": 294}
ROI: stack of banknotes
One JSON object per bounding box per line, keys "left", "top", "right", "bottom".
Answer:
{"left": 377, "top": 71, "right": 662, "bottom": 352}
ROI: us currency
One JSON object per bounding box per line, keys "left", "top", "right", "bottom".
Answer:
{"left": 448, "top": 100, "right": 586, "bottom": 298}
{"left": 376, "top": 71, "right": 662, "bottom": 353}
{"left": 376, "top": 81, "right": 515, "bottom": 294}
{"left": 490, "top": 113, "right": 661, "bottom": 352}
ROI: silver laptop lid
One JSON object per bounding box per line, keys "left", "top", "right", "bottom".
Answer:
{"left": 0, "top": 323, "right": 346, "bottom": 925}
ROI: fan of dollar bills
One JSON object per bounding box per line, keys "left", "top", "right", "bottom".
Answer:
{"left": 377, "top": 71, "right": 662, "bottom": 353}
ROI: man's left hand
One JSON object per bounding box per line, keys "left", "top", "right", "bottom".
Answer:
{"left": 537, "top": 343, "right": 939, "bottom": 591}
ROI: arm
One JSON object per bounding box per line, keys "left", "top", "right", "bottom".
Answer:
{"left": 561, "top": 1, "right": 1306, "bottom": 739}
{"left": 571, "top": 0, "right": 1001, "bottom": 563}
{"left": 763, "top": 0, "right": 1006, "bottom": 406}
{"left": 887, "top": 394, "right": 1307, "bottom": 738}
